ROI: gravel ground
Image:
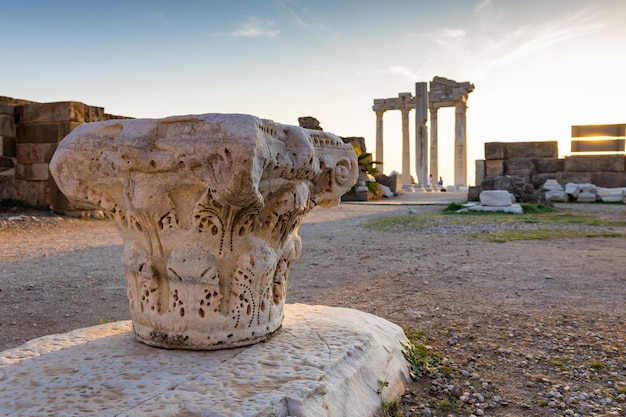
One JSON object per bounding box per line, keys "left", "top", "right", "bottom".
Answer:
{"left": 1, "top": 201, "right": 625, "bottom": 417}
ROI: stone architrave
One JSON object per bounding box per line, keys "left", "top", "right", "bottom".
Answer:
{"left": 50, "top": 113, "right": 358, "bottom": 350}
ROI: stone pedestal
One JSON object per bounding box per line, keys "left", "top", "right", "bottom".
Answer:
{"left": 0, "top": 304, "right": 410, "bottom": 417}
{"left": 50, "top": 114, "right": 358, "bottom": 350}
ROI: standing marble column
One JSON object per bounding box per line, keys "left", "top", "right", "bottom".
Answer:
{"left": 375, "top": 110, "right": 385, "bottom": 167}
{"left": 429, "top": 107, "right": 439, "bottom": 185}
{"left": 401, "top": 107, "right": 411, "bottom": 186}
{"left": 414, "top": 82, "right": 428, "bottom": 186}
{"left": 454, "top": 100, "right": 468, "bottom": 186}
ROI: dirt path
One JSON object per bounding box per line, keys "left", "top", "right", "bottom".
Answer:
{"left": 1, "top": 202, "right": 625, "bottom": 416}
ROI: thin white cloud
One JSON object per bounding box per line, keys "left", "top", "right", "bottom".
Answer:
{"left": 229, "top": 16, "right": 280, "bottom": 38}
{"left": 477, "top": 7, "right": 607, "bottom": 77}
{"left": 411, "top": 27, "right": 467, "bottom": 48}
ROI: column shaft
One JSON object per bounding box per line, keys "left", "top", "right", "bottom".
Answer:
{"left": 454, "top": 102, "right": 467, "bottom": 186}
{"left": 429, "top": 108, "right": 439, "bottom": 184}
{"left": 375, "top": 111, "right": 384, "bottom": 167}
{"left": 401, "top": 108, "right": 411, "bottom": 186}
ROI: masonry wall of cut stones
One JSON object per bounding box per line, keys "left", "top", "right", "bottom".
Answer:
{"left": 0, "top": 96, "right": 128, "bottom": 209}
{"left": 473, "top": 141, "right": 626, "bottom": 202}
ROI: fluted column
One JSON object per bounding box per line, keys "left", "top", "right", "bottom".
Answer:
{"left": 401, "top": 108, "right": 411, "bottom": 186}
{"left": 454, "top": 100, "right": 467, "bottom": 186}
{"left": 414, "top": 82, "right": 428, "bottom": 186}
{"left": 429, "top": 107, "right": 439, "bottom": 185}
{"left": 375, "top": 110, "right": 384, "bottom": 166}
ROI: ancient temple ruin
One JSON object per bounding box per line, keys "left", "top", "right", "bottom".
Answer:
{"left": 372, "top": 76, "right": 474, "bottom": 188}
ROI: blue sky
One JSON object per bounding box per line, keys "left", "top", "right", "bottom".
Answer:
{"left": 2, "top": 0, "right": 626, "bottom": 184}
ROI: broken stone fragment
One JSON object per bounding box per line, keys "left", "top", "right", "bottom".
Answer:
{"left": 50, "top": 113, "right": 358, "bottom": 350}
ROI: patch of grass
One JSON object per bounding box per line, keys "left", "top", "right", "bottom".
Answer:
{"left": 488, "top": 229, "right": 626, "bottom": 243}
{"left": 443, "top": 202, "right": 465, "bottom": 213}
{"left": 590, "top": 360, "right": 607, "bottom": 370}
{"left": 380, "top": 400, "right": 402, "bottom": 417}
{"left": 404, "top": 327, "right": 427, "bottom": 343}
{"left": 0, "top": 198, "right": 31, "bottom": 209}
{"left": 428, "top": 396, "right": 454, "bottom": 413}
{"left": 520, "top": 203, "right": 557, "bottom": 214}
{"left": 402, "top": 342, "right": 443, "bottom": 380}
{"left": 548, "top": 356, "right": 570, "bottom": 368}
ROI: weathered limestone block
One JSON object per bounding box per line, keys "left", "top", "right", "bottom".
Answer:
{"left": 0, "top": 304, "right": 409, "bottom": 417}
{"left": 504, "top": 157, "right": 534, "bottom": 176}
{"left": 565, "top": 182, "right": 581, "bottom": 198}
{"left": 564, "top": 155, "right": 625, "bottom": 173}
{"left": 50, "top": 113, "right": 358, "bottom": 350}
{"left": 16, "top": 121, "right": 82, "bottom": 144}
{"left": 503, "top": 141, "right": 558, "bottom": 159}
{"left": 546, "top": 190, "right": 569, "bottom": 202}
{"left": 541, "top": 179, "right": 563, "bottom": 191}
{"left": 21, "top": 101, "right": 91, "bottom": 123}
{"left": 591, "top": 172, "right": 626, "bottom": 188}
{"left": 16, "top": 142, "right": 58, "bottom": 164}
{"left": 532, "top": 157, "right": 564, "bottom": 174}
{"left": 484, "top": 142, "right": 504, "bottom": 160}
{"left": 577, "top": 191, "right": 597, "bottom": 202}
{"left": 479, "top": 190, "right": 513, "bottom": 206}
{"left": 475, "top": 160, "right": 485, "bottom": 185}
{"left": 485, "top": 159, "right": 504, "bottom": 177}
{"left": 597, "top": 187, "right": 626, "bottom": 203}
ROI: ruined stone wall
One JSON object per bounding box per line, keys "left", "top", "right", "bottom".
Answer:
{"left": 0, "top": 96, "right": 131, "bottom": 208}
{"left": 473, "top": 141, "right": 626, "bottom": 202}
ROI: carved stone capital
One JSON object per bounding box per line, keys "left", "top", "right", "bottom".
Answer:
{"left": 50, "top": 113, "right": 358, "bottom": 350}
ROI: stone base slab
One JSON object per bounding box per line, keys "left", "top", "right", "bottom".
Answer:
{"left": 0, "top": 304, "right": 409, "bottom": 417}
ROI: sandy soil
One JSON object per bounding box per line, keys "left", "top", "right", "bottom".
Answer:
{"left": 1, "top": 201, "right": 625, "bottom": 416}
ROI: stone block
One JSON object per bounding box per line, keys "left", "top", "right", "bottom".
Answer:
{"left": 0, "top": 104, "right": 14, "bottom": 115}
{"left": 0, "top": 305, "right": 409, "bottom": 417}
{"left": 502, "top": 141, "right": 558, "bottom": 159}
{"left": 16, "top": 121, "right": 81, "bottom": 144}
{"left": 484, "top": 142, "right": 504, "bottom": 160}
{"left": 564, "top": 155, "right": 625, "bottom": 172}
{"left": 0, "top": 156, "right": 14, "bottom": 168}
{"left": 546, "top": 190, "right": 569, "bottom": 202}
{"left": 485, "top": 159, "right": 504, "bottom": 177}
{"left": 15, "top": 179, "right": 51, "bottom": 208}
{"left": 541, "top": 179, "right": 563, "bottom": 191}
{"left": 85, "top": 105, "right": 106, "bottom": 122}
{"left": 565, "top": 183, "right": 581, "bottom": 198}
{"left": 16, "top": 143, "right": 58, "bottom": 164}
{"left": 1, "top": 136, "right": 16, "bottom": 157}
{"left": 468, "top": 185, "right": 480, "bottom": 201}
{"left": 597, "top": 187, "right": 626, "bottom": 203}
{"left": 0, "top": 114, "right": 14, "bottom": 137}
{"left": 591, "top": 172, "right": 626, "bottom": 188}
{"left": 555, "top": 172, "right": 593, "bottom": 186}
{"left": 0, "top": 175, "right": 15, "bottom": 199}
{"left": 577, "top": 191, "right": 597, "bottom": 202}
{"left": 480, "top": 190, "right": 512, "bottom": 206}
{"left": 15, "top": 163, "right": 49, "bottom": 181}
{"left": 533, "top": 157, "right": 564, "bottom": 174}
{"left": 475, "top": 160, "right": 485, "bottom": 185}
{"left": 21, "top": 101, "right": 87, "bottom": 123}
{"left": 504, "top": 157, "right": 534, "bottom": 176}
